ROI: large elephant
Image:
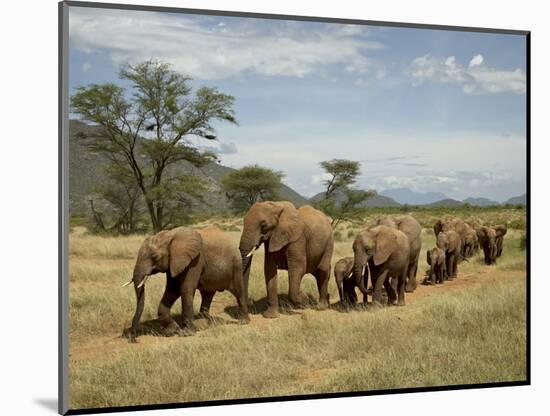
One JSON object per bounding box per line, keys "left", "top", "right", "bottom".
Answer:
{"left": 425, "top": 247, "right": 447, "bottom": 285}
{"left": 239, "top": 201, "right": 334, "bottom": 318}
{"left": 477, "top": 226, "right": 498, "bottom": 265}
{"left": 436, "top": 230, "right": 462, "bottom": 279}
{"left": 494, "top": 224, "right": 508, "bottom": 257}
{"left": 334, "top": 256, "right": 367, "bottom": 305}
{"left": 125, "top": 226, "right": 249, "bottom": 342}
{"left": 434, "top": 217, "right": 468, "bottom": 245}
{"left": 353, "top": 225, "right": 410, "bottom": 306}
{"left": 377, "top": 215, "right": 422, "bottom": 292}
{"left": 462, "top": 224, "right": 478, "bottom": 258}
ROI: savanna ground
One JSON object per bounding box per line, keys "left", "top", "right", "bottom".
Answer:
{"left": 68, "top": 207, "right": 527, "bottom": 410}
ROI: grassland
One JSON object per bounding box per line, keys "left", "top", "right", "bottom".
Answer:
{"left": 68, "top": 207, "right": 527, "bottom": 410}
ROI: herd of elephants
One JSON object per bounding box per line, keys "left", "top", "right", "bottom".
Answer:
{"left": 122, "top": 201, "right": 508, "bottom": 342}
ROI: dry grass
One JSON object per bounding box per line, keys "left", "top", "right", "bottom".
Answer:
{"left": 68, "top": 211, "right": 527, "bottom": 410}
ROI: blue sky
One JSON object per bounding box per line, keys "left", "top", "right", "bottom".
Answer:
{"left": 69, "top": 6, "right": 527, "bottom": 202}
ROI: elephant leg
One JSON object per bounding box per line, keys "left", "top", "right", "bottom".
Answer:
{"left": 158, "top": 277, "right": 181, "bottom": 336}
{"left": 314, "top": 269, "right": 330, "bottom": 310}
{"left": 453, "top": 254, "right": 459, "bottom": 278}
{"left": 446, "top": 254, "right": 454, "bottom": 279}
{"left": 198, "top": 290, "right": 215, "bottom": 320}
{"left": 263, "top": 254, "right": 280, "bottom": 319}
{"left": 372, "top": 270, "right": 388, "bottom": 307}
{"left": 288, "top": 269, "right": 307, "bottom": 308}
{"left": 397, "top": 271, "right": 407, "bottom": 306}
{"left": 229, "top": 265, "right": 250, "bottom": 324}
{"left": 405, "top": 257, "right": 418, "bottom": 293}
{"left": 384, "top": 278, "right": 396, "bottom": 305}
{"left": 336, "top": 278, "right": 345, "bottom": 304}
{"left": 180, "top": 267, "right": 200, "bottom": 335}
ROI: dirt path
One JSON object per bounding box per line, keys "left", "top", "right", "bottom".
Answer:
{"left": 69, "top": 265, "right": 525, "bottom": 363}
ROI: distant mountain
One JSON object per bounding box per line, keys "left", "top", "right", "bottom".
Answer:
{"left": 68, "top": 120, "right": 309, "bottom": 217}
{"left": 380, "top": 188, "right": 448, "bottom": 205}
{"left": 504, "top": 193, "right": 527, "bottom": 205}
{"left": 424, "top": 198, "right": 464, "bottom": 207}
{"left": 462, "top": 197, "right": 500, "bottom": 207}
{"left": 309, "top": 189, "right": 401, "bottom": 207}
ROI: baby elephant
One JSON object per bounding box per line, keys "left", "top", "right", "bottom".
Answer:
{"left": 334, "top": 257, "right": 367, "bottom": 306}
{"left": 124, "top": 226, "right": 250, "bottom": 342}
{"left": 425, "top": 247, "right": 447, "bottom": 285}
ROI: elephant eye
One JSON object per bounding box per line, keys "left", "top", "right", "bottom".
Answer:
{"left": 260, "top": 220, "right": 268, "bottom": 232}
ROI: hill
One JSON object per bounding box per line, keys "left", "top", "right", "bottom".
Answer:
{"left": 68, "top": 120, "right": 309, "bottom": 217}
{"left": 462, "top": 197, "right": 500, "bottom": 207}
{"left": 380, "top": 188, "right": 447, "bottom": 205}
{"left": 309, "top": 189, "right": 401, "bottom": 207}
{"left": 504, "top": 194, "right": 527, "bottom": 205}
{"left": 424, "top": 198, "right": 464, "bottom": 207}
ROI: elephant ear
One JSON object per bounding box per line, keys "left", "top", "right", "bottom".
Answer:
{"left": 169, "top": 228, "right": 202, "bottom": 277}
{"left": 373, "top": 227, "right": 397, "bottom": 266}
{"left": 269, "top": 202, "right": 304, "bottom": 252}
{"left": 426, "top": 249, "right": 432, "bottom": 266}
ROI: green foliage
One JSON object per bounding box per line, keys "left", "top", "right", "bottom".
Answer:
{"left": 319, "top": 159, "right": 361, "bottom": 197}
{"left": 70, "top": 60, "right": 237, "bottom": 232}
{"left": 316, "top": 159, "right": 375, "bottom": 227}
{"left": 520, "top": 233, "right": 527, "bottom": 251}
{"left": 222, "top": 164, "right": 284, "bottom": 212}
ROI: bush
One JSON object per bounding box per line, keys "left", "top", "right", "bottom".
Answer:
{"left": 347, "top": 229, "right": 356, "bottom": 239}
{"left": 520, "top": 233, "right": 527, "bottom": 251}
{"left": 333, "top": 230, "right": 343, "bottom": 242}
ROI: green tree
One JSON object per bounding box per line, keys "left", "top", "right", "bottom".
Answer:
{"left": 316, "top": 159, "right": 375, "bottom": 227}
{"left": 222, "top": 165, "right": 284, "bottom": 211}
{"left": 94, "top": 164, "right": 143, "bottom": 234}
{"left": 320, "top": 159, "right": 361, "bottom": 198}
{"left": 71, "top": 60, "right": 237, "bottom": 231}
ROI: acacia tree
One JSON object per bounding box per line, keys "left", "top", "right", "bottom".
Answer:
{"left": 317, "top": 159, "right": 375, "bottom": 227}
{"left": 71, "top": 60, "right": 237, "bottom": 231}
{"left": 94, "top": 164, "right": 143, "bottom": 234}
{"left": 222, "top": 165, "right": 284, "bottom": 211}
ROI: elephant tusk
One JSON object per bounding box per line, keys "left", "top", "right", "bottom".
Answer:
{"left": 121, "top": 280, "right": 133, "bottom": 287}
{"left": 246, "top": 247, "right": 257, "bottom": 258}
{"left": 136, "top": 275, "right": 149, "bottom": 288}
{"left": 361, "top": 265, "right": 366, "bottom": 277}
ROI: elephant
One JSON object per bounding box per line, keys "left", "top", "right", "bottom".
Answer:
{"left": 461, "top": 225, "right": 478, "bottom": 258}
{"left": 436, "top": 230, "right": 462, "bottom": 279}
{"left": 466, "top": 219, "right": 483, "bottom": 252}
{"left": 434, "top": 217, "right": 468, "bottom": 248}
{"left": 238, "top": 201, "right": 334, "bottom": 318}
{"left": 353, "top": 225, "right": 410, "bottom": 307}
{"left": 377, "top": 215, "right": 422, "bottom": 292}
{"left": 334, "top": 256, "right": 367, "bottom": 306}
{"left": 124, "top": 226, "right": 249, "bottom": 342}
{"left": 477, "top": 226, "right": 498, "bottom": 265}
{"left": 493, "top": 224, "right": 508, "bottom": 257}
{"left": 425, "top": 247, "right": 447, "bottom": 285}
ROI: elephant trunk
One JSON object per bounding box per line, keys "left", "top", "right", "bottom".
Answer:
{"left": 239, "top": 234, "right": 260, "bottom": 303}
{"left": 353, "top": 251, "right": 369, "bottom": 295}
{"left": 128, "top": 260, "right": 151, "bottom": 342}
{"left": 130, "top": 281, "right": 145, "bottom": 342}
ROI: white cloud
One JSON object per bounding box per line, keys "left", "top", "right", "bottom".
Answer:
{"left": 217, "top": 120, "right": 526, "bottom": 201}
{"left": 469, "top": 54, "right": 484, "bottom": 67}
{"left": 407, "top": 54, "right": 525, "bottom": 95}
{"left": 311, "top": 173, "right": 333, "bottom": 185}
{"left": 81, "top": 62, "right": 92, "bottom": 72}
{"left": 69, "top": 8, "right": 383, "bottom": 80}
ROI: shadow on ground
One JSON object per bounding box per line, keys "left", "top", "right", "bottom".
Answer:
{"left": 33, "top": 398, "right": 57, "bottom": 414}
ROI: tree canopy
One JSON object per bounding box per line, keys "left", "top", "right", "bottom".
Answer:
{"left": 222, "top": 165, "right": 284, "bottom": 211}
{"left": 316, "top": 159, "right": 375, "bottom": 227}
{"left": 71, "top": 60, "right": 237, "bottom": 231}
